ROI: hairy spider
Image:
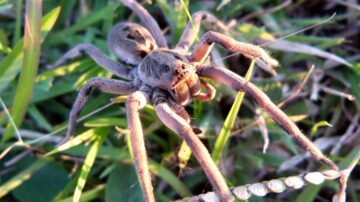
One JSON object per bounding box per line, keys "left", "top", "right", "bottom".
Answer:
{"left": 50, "top": 0, "right": 338, "bottom": 201}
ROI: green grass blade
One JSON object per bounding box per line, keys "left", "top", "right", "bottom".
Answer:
{"left": 179, "top": 0, "right": 197, "bottom": 41}
{"left": 2, "top": 6, "right": 61, "bottom": 142}
{"left": 12, "top": 0, "right": 23, "bottom": 46}
{"left": 2, "top": 0, "right": 42, "bottom": 142}
{"left": 157, "top": 0, "right": 189, "bottom": 43}
{"left": 211, "top": 60, "right": 255, "bottom": 164}
{"left": 44, "top": 128, "right": 100, "bottom": 156}
{"left": 28, "top": 105, "right": 53, "bottom": 132}
{"left": 295, "top": 184, "right": 322, "bottom": 202}
{"left": 0, "top": 159, "right": 47, "bottom": 197}
{"left": 149, "top": 161, "right": 192, "bottom": 197}
{"left": 73, "top": 128, "right": 108, "bottom": 202}
{"left": 56, "top": 184, "right": 105, "bottom": 202}
{"left": 54, "top": 4, "right": 117, "bottom": 39}
{"left": 310, "top": 120, "right": 332, "bottom": 136}
{"left": 0, "top": 7, "right": 61, "bottom": 92}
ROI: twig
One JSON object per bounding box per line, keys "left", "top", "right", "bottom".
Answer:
{"left": 325, "top": 0, "right": 360, "bottom": 11}
{"left": 279, "top": 137, "right": 339, "bottom": 172}
{"left": 0, "top": 97, "right": 24, "bottom": 143}
{"left": 335, "top": 146, "right": 360, "bottom": 202}
{"left": 331, "top": 113, "right": 360, "bottom": 155}
{"left": 255, "top": 108, "right": 269, "bottom": 153}
{"left": 278, "top": 65, "right": 315, "bottom": 108}
{"left": 319, "top": 85, "right": 355, "bottom": 101}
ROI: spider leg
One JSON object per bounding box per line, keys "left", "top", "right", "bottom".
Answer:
{"left": 155, "top": 101, "right": 234, "bottom": 202}
{"left": 48, "top": 44, "right": 132, "bottom": 80}
{"left": 168, "top": 100, "right": 191, "bottom": 123}
{"left": 177, "top": 11, "right": 229, "bottom": 51}
{"left": 198, "top": 65, "right": 338, "bottom": 170}
{"left": 191, "top": 31, "right": 279, "bottom": 67}
{"left": 196, "top": 79, "right": 216, "bottom": 102}
{"left": 126, "top": 91, "right": 155, "bottom": 202}
{"left": 61, "top": 77, "right": 133, "bottom": 144}
{"left": 119, "top": 0, "right": 168, "bottom": 48}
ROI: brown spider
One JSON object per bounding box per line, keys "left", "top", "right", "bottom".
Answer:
{"left": 50, "top": 0, "right": 338, "bottom": 201}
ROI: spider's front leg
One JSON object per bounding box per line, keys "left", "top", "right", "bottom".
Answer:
{"left": 62, "top": 77, "right": 133, "bottom": 144}
{"left": 154, "top": 101, "right": 234, "bottom": 202}
{"left": 198, "top": 65, "right": 338, "bottom": 170}
{"left": 48, "top": 44, "right": 132, "bottom": 80}
{"left": 191, "top": 31, "right": 279, "bottom": 67}
{"left": 126, "top": 91, "right": 155, "bottom": 202}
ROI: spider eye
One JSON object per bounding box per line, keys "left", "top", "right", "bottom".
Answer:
{"left": 162, "top": 64, "right": 170, "bottom": 72}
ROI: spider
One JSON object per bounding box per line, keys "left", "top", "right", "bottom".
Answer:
{"left": 50, "top": 0, "right": 338, "bottom": 201}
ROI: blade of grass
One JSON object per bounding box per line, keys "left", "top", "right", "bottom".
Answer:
{"left": 0, "top": 7, "right": 61, "bottom": 92}
{"left": 2, "top": 0, "right": 42, "bottom": 142}
{"left": 0, "top": 6, "right": 61, "bottom": 78}
{"left": 148, "top": 161, "right": 192, "bottom": 198}
{"left": 211, "top": 60, "right": 255, "bottom": 164}
{"left": 0, "top": 159, "right": 47, "bottom": 197}
{"left": 56, "top": 184, "right": 105, "bottom": 202}
{"left": 12, "top": 0, "right": 23, "bottom": 46}
{"left": 310, "top": 120, "right": 332, "bottom": 136}
{"left": 179, "top": 0, "right": 198, "bottom": 42}
{"left": 44, "top": 128, "right": 100, "bottom": 156}
{"left": 2, "top": 5, "right": 63, "bottom": 143}
{"left": 52, "top": 170, "right": 82, "bottom": 201}
{"left": 73, "top": 127, "right": 108, "bottom": 202}
{"left": 28, "top": 105, "right": 53, "bottom": 132}
{"left": 0, "top": 29, "right": 11, "bottom": 53}
{"left": 52, "top": 4, "right": 117, "bottom": 43}
{"left": 157, "top": 0, "right": 189, "bottom": 43}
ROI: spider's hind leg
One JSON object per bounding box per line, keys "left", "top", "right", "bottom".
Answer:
{"left": 120, "top": 0, "right": 167, "bottom": 48}
{"left": 60, "top": 77, "right": 133, "bottom": 145}
{"left": 177, "top": 11, "right": 230, "bottom": 51}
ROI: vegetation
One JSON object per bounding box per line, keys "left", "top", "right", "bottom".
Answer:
{"left": 0, "top": 0, "right": 359, "bottom": 201}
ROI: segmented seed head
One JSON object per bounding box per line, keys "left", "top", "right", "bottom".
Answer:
{"left": 304, "top": 172, "right": 325, "bottom": 185}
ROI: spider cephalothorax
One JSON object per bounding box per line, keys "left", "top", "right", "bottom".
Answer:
{"left": 50, "top": 0, "right": 338, "bottom": 201}
{"left": 138, "top": 49, "right": 201, "bottom": 105}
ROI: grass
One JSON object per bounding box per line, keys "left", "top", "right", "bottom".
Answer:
{"left": 2, "top": 0, "right": 42, "bottom": 142}
{"left": 0, "top": 0, "right": 359, "bottom": 202}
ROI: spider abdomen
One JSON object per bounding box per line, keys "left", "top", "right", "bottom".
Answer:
{"left": 107, "top": 22, "right": 157, "bottom": 65}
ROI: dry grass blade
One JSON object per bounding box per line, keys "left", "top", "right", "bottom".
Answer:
{"left": 265, "top": 39, "right": 352, "bottom": 67}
